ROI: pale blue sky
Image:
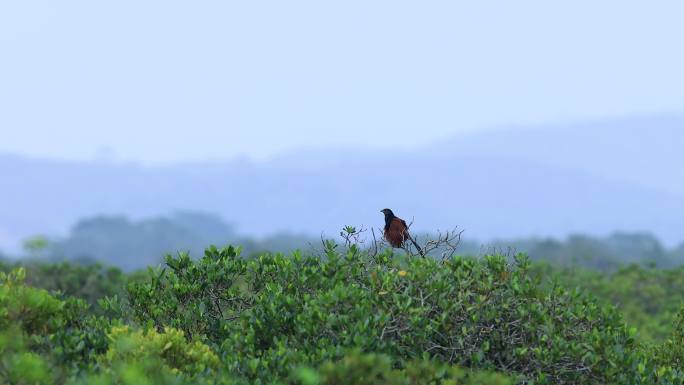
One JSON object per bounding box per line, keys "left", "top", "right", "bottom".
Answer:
{"left": 1, "top": 0, "right": 683, "bottom": 164}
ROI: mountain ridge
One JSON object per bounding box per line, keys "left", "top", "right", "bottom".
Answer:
{"left": 2, "top": 114, "right": 682, "bottom": 253}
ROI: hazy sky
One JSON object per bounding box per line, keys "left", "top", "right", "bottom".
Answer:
{"left": 1, "top": 1, "right": 683, "bottom": 164}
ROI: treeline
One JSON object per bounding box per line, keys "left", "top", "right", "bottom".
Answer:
{"left": 456, "top": 231, "right": 683, "bottom": 271}
{"left": 21, "top": 212, "right": 318, "bottom": 271}
{"left": 4, "top": 244, "right": 684, "bottom": 384}
{"left": 12, "top": 211, "right": 684, "bottom": 271}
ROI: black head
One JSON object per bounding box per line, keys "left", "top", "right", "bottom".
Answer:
{"left": 380, "top": 208, "right": 395, "bottom": 218}
{"left": 381, "top": 208, "right": 396, "bottom": 230}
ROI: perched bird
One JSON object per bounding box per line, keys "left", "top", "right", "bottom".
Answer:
{"left": 380, "top": 208, "right": 424, "bottom": 256}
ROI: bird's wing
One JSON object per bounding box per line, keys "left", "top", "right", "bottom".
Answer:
{"left": 400, "top": 219, "right": 412, "bottom": 236}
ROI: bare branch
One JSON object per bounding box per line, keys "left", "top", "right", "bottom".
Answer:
{"left": 370, "top": 227, "right": 378, "bottom": 257}
{"left": 413, "top": 227, "right": 464, "bottom": 260}
{"left": 336, "top": 223, "right": 465, "bottom": 260}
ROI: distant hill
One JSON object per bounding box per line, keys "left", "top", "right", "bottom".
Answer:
{"left": 1, "top": 114, "right": 683, "bottom": 254}
{"left": 438, "top": 114, "right": 684, "bottom": 195}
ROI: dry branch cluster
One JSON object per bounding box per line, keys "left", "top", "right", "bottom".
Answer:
{"left": 334, "top": 223, "right": 465, "bottom": 260}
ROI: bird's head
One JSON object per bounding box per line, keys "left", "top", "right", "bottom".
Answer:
{"left": 380, "top": 208, "right": 395, "bottom": 218}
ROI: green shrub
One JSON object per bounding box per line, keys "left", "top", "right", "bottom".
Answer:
{"left": 66, "top": 360, "right": 192, "bottom": 385}
{"left": 290, "top": 352, "right": 512, "bottom": 385}
{"left": 100, "top": 325, "right": 220, "bottom": 376}
{"left": 642, "top": 306, "right": 684, "bottom": 383}
{"left": 126, "top": 244, "right": 644, "bottom": 384}
{"left": 0, "top": 268, "right": 112, "bottom": 382}
{"left": 65, "top": 325, "right": 223, "bottom": 385}
{"left": 532, "top": 262, "right": 684, "bottom": 342}
{"left": 0, "top": 269, "right": 64, "bottom": 383}
{"left": 0, "top": 327, "right": 53, "bottom": 385}
{"left": 0, "top": 268, "right": 65, "bottom": 334}
{"left": 8, "top": 242, "right": 684, "bottom": 384}
{"left": 125, "top": 245, "right": 251, "bottom": 343}
{"left": 0, "top": 261, "right": 127, "bottom": 312}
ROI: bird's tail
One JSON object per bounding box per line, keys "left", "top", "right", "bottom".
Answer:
{"left": 408, "top": 236, "right": 424, "bottom": 257}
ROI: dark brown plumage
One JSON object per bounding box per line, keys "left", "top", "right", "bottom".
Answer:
{"left": 381, "top": 208, "right": 423, "bottom": 256}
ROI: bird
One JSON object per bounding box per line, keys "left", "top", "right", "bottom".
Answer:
{"left": 380, "top": 208, "right": 424, "bottom": 256}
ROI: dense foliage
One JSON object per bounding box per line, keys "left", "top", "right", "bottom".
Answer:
{"left": 0, "top": 259, "right": 128, "bottom": 309}
{"left": 533, "top": 263, "right": 684, "bottom": 341}
{"left": 3, "top": 243, "right": 684, "bottom": 384}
